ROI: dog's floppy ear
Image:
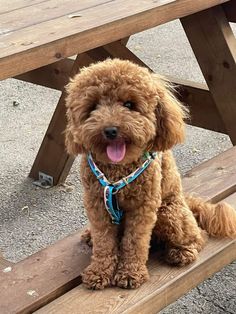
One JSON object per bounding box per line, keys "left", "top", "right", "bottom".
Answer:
{"left": 65, "top": 110, "right": 84, "bottom": 155}
{"left": 151, "top": 74, "right": 188, "bottom": 152}
{"left": 64, "top": 81, "right": 84, "bottom": 156}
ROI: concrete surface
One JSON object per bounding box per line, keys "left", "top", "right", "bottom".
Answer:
{"left": 0, "top": 20, "right": 235, "bottom": 313}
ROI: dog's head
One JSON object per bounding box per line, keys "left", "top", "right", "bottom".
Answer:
{"left": 65, "top": 59, "right": 188, "bottom": 164}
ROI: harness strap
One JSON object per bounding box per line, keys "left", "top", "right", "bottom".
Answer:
{"left": 87, "top": 152, "right": 157, "bottom": 224}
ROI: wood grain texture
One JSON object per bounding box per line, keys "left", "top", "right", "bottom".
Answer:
{"left": 0, "top": 231, "right": 91, "bottom": 314}
{"left": 183, "top": 146, "right": 236, "bottom": 202}
{"left": 15, "top": 58, "right": 73, "bottom": 91}
{"left": 0, "top": 0, "right": 109, "bottom": 33}
{"left": 171, "top": 78, "right": 227, "bottom": 134}
{"left": 28, "top": 87, "right": 75, "bottom": 185}
{"left": 223, "top": 0, "right": 236, "bottom": 22}
{"left": 0, "top": 0, "right": 230, "bottom": 80}
{"left": 0, "top": 0, "right": 48, "bottom": 14}
{"left": 34, "top": 239, "right": 236, "bottom": 314}
{"left": 1, "top": 147, "right": 236, "bottom": 313}
{"left": 181, "top": 5, "right": 236, "bottom": 144}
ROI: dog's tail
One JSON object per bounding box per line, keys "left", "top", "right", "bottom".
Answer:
{"left": 185, "top": 195, "right": 236, "bottom": 238}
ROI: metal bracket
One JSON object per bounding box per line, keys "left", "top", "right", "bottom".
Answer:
{"left": 33, "top": 172, "right": 54, "bottom": 189}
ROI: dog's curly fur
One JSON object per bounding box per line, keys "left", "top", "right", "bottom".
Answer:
{"left": 65, "top": 59, "right": 236, "bottom": 290}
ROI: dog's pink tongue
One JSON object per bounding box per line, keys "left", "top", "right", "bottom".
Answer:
{"left": 106, "top": 141, "right": 126, "bottom": 163}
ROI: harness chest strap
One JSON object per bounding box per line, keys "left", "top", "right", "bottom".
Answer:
{"left": 87, "top": 152, "right": 158, "bottom": 224}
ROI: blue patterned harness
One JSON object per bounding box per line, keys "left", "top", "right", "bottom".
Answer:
{"left": 87, "top": 152, "right": 157, "bottom": 224}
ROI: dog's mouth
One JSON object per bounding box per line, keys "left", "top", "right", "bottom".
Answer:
{"left": 106, "top": 139, "right": 126, "bottom": 163}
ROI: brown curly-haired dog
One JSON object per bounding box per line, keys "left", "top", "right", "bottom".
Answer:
{"left": 65, "top": 59, "right": 236, "bottom": 290}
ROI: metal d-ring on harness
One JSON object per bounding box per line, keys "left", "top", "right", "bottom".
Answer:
{"left": 87, "top": 152, "right": 157, "bottom": 224}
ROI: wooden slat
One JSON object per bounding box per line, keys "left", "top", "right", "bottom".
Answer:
{"left": 223, "top": 0, "right": 236, "bottom": 22}
{"left": 170, "top": 78, "right": 227, "bottom": 133}
{"left": 34, "top": 239, "right": 236, "bottom": 314}
{"left": 0, "top": 0, "right": 109, "bottom": 33}
{"left": 1, "top": 147, "right": 236, "bottom": 313}
{"left": 183, "top": 146, "right": 236, "bottom": 202}
{"left": 0, "top": 0, "right": 230, "bottom": 80}
{"left": 0, "top": 0, "right": 48, "bottom": 15}
{"left": 0, "top": 231, "right": 91, "bottom": 314}
{"left": 15, "top": 58, "right": 73, "bottom": 91}
{"left": 181, "top": 5, "right": 236, "bottom": 144}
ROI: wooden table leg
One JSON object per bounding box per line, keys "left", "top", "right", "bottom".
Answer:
{"left": 181, "top": 5, "right": 236, "bottom": 144}
{"left": 29, "top": 62, "right": 76, "bottom": 185}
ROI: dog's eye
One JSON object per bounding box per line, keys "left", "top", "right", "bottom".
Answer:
{"left": 123, "top": 101, "right": 134, "bottom": 110}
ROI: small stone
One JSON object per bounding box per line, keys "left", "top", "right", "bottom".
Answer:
{"left": 68, "top": 13, "right": 82, "bottom": 18}
{"left": 27, "top": 290, "right": 39, "bottom": 297}
{"left": 3, "top": 266, "right": 12, "bottom": 273}
{"left": 13, "top": 101, "right": 19, "bottom": 107}
{"left": 21, "top": 205, "right": 29, "bottom": 211}
{"left": 192, "top": 147, "right": 200, "bottom": 153}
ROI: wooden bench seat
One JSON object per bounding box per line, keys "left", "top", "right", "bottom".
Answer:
{"left": 1, "top": 147, "right": 236, "bottom": 314}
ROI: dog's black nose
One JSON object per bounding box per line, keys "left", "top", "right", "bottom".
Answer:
{"left": 103, "top": 127, "right": 118, "bottom": 140}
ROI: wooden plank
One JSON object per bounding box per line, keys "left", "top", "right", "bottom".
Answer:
{"left": 223, "top": 0, "right": 236, "bottom": 22}
{"left": 1, "top": 147, "right": 236, "bottom": 313}
{"left": 0, "top": 0, "right": 48, "bottom": 15}
{"left": 173, "top": 79, "right": 227, "bottom": 133}
{"left": 0, "top": 231, "right": 91, "bottom": 314}
{"left": 181, "top": 5, "right": 236, "bottom": 144}
{"left": 34, "top": 239, "right": 236, "bottom": 314}
{"left": 0, "top": 0, "right": 109, "bottom": 34}
{"left": 183, "top": 146, "right": 236, "bottom": 202}
{"left": 0, "top": 0, "right": 230, "bottom": 80}
{"left": 15, "top": 58, "right": 73, "bottom": 91}
{"left": 223, "top": 191, "right": 236, "bottom": 205}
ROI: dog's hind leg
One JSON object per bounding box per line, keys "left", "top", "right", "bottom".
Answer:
{"left": 153, "top": 151, "right": 206, "bottom": 266}
{"left": 154, "top": 198, "right": 206, "bottom": 266}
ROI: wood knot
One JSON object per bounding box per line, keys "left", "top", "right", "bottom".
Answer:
{"left": 55, "top": 52, "right": 62, "bottom": 59}
{"left": 223, "top": 61, "right": 230, "bottom": 69}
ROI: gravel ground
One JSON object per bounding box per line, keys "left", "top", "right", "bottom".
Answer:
{"left": 0, "top": 20, "right": 235, "bottom": 313}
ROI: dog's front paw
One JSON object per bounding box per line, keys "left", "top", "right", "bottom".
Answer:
{"left": 113, "top": 262, "right": 149, "bottom": 289}
{"left": 82, "top": 261, "right": 116, "bottom": 290}
{"left": 165, "top": 246, "right": 198, "bottom": 266}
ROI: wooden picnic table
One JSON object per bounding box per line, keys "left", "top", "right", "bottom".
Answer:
{"left": 0, "top": 0, "right": 236, "bottom": 313}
